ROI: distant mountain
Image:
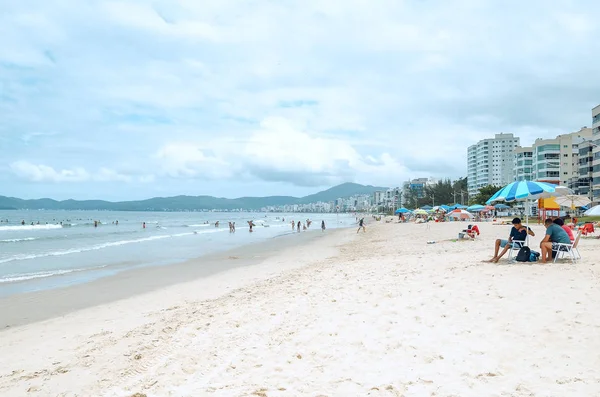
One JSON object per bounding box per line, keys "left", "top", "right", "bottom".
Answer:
{"left": 297, "top": 182, "right": 386, "bottom": 204}
{"left": 0, "top": 183, "right": 387, "bottom": 211}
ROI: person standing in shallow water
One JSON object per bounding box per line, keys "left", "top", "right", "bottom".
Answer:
{"left": 297, "top": 221, "right": 301, "bottom": 232}
{"left": 321, "top": 220, "right": 326, "bottom": 232}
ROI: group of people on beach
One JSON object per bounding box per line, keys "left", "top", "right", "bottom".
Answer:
{"left": 487, "top": 216, "right": 576, "bottom": 263}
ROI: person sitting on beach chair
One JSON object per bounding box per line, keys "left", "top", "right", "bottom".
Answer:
{"left": 463, "top": 224, "right": 480, "bottom": 238}
{"left": 487, "top": 217, "right": 534, "bottom": 263}
{"left": 579, "top": 222, "right": 595, "bottom": 236}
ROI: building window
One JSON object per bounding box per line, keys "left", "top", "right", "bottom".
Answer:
{"left": 563, "top": 154, "right": 568, "bottom": 157}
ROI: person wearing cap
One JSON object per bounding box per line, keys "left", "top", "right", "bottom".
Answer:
{"left": 487, "top": 217, "right": 535, "bottom": 263}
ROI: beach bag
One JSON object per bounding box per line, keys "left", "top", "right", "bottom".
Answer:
{"left": 515, "top": 246, "right": 531, "bottom": 262}
{"left": 529, "top": 250, "right": 540, "bottom": 262}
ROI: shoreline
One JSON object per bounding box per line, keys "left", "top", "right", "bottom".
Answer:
{"left": 0, "top": 227, "right": 347, "bottom": 329}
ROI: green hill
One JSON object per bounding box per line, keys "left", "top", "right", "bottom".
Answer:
{"left": 0, "top": 183, "right": 387, "bottom": 211}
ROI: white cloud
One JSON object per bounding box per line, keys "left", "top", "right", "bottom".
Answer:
{"left": 156, "top": 143, "right": 232, "bottom": 179}
{"left": 10, "top": 161, "right": 90, "bottom": 183}
{"left": 9, "top": 161, "right": 145, "bottom": 184}
{"left": 155, "top": 116, "right": 409, "bottom": 186}
{"left": 1, "top": 0, "right": 599, "bottom": 199}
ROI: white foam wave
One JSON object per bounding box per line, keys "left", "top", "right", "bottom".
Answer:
{"left": 0, "top": 237, "right": 37, "bottom": 243}
{"left": 0, "top": 234, "right": 180, "bottom": 265}
{"left": 0, "top": 224, "right": 63, "bottom": 232}
{"left": 0, "top": 266, "right": 105, "bottom": 283}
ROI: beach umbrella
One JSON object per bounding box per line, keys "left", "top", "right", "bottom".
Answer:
{"left": 394, "top": 207, "right": 411, "bottom": 214}
{"left": 484, "top": 205, "right": 495, "bottom": 211}
{"left": 467, "top": 204, "right": 485, "bottom": 212}
{"left": 421, "top": 205, "right": 433, "bottom": 210}
{"left": 494, "top": 203, "right": 510, "bottom": 210}
{"left": 432, "top": 206, "right": 448, "bottom": 212}
{"left": 447, "top": 209, "right": 473, "bottom": 219}
{"left": 486, "top": 181, "right": 569, "bottom": 204}
{"left": 553, "top": 195, "right": 591, "bottom": 210}
{"left": 413, "top": 209, "right": 429, "bottom": 215}
{"left": 486, "top": 181, "right": 570, "bottom": 243}
{"left": 584, "top": 205, "right": 600, "bottom": 216}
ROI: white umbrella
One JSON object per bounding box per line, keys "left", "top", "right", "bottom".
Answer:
{"left": 447, "top": 209, "right": 473, "bottom": 219}
{"left": 584, "top": 205, "right": 600, "bottom": 216}
{"left": 553, "top": 195, "right": 591, "bottom": 209}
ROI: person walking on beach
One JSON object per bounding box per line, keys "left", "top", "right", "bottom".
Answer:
{"left": 297, "top": 221, "right": 301, "bottom": 232}
{"left": 357, "top": 218, "right": 366, "bottom": 233}
{"left": 321, "top": 220, "right": 326, "bottom": 232}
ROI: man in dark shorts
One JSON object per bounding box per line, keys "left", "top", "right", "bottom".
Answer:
{"left": 540, "top": 218, "right": 571, "bottom": 263}
{"left": 357, "top": 218, "right": 366, "bottom": 233}
{"left": 487, "top": 217, "right": 534, "bottom": 263}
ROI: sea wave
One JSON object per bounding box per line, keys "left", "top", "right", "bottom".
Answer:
{"left": 0, "top": 224, "right": 63, "bottom": 232}
{"left": 0, "top": 228, "right": 228, "bottom": 265}
{"left": 0, "top": 237, "right": 37, "bottom": 243}
{"left": 0, "top": 266, "right": 106, "bottom": 284}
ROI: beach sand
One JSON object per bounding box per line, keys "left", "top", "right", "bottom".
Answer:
{"left": 0, "top": 220, "right": 599, "bottom": 396}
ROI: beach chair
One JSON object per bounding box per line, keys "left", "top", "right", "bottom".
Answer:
{"left": 552, "top": 231, "right": 582, "bottom": 263}
{"left": 579, "top": 223, "right": 595, "bottom": 236}
{"left": 507, "top": 240, "right": 526, "bottom": 261}
{"left": 466, "top": 224, "right": 480, "bottom": 238}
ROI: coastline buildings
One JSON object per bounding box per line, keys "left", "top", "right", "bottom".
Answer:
{"left": 522, "top": 127, "right": 593, "bottom": 186}
{"left": 400, "top": 178, "right": 438, "bottom": 207}
{"left": 467, "top": 133, "right": 520, "bottom": 196}
{"left": 592, "top": 105, "right": 600, "bottom": 205}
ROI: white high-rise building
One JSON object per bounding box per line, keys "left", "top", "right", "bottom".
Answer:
{"left": 529, "top": 127, "right": 592, "bottom": 186}
{"left": 592, "top": 104, "right": 600, "bottom": 205}
{"left": 467, "top": 133, "right": 520, "bottom": 196}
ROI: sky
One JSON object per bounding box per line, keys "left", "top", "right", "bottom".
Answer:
{"left": 1, "top": 0, "right": 599, "bottom": 201}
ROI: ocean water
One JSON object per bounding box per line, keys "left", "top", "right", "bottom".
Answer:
{"left": 0, "top": 210, "right": 356, "bottom": 297}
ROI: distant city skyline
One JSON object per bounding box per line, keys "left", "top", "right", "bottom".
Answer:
{"left": 1, "top": 1, "right": 598, "bottom": 200}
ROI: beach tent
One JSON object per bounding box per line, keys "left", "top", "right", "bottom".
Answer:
{"left": 486, "top": 181, "right": 570, "bottom": 243}
{"left": 448, "top": 204, "right": 468, "bottom": 210}
{"left": 467, "top": 204, "right": 485, "bottom": 212}
{"left": 584, "top": 205, "right": 600, "bottom": 216}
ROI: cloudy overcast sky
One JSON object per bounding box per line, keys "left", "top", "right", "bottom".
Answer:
{"left": 1, "top": 0, "right": 598, "bottom": 200}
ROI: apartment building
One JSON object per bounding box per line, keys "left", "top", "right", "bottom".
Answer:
{"left": 530, "top": 128, "right": 592, "bottom": 186}
{"left": 592, "top": 105, "right": 600, "bottom": 204}
{"left": 574, "top": 140, "right": 594, "bottom": 197}
{"left": 400, "top": 178, "right": 437, "bottom": 206}
{"left": 514, "top": 146, "right": 534, "bottom": 181}
{"left": 467, "top": 133, "right": 520, "bottom": 195}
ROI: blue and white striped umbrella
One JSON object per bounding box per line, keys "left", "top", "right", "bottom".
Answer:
{"left": 486, "top": 181, "right": 568, "bottom": 204}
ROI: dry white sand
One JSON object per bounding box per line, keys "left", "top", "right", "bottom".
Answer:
{"left": 1, "top": 220, "right": 599, "bottom": 396}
